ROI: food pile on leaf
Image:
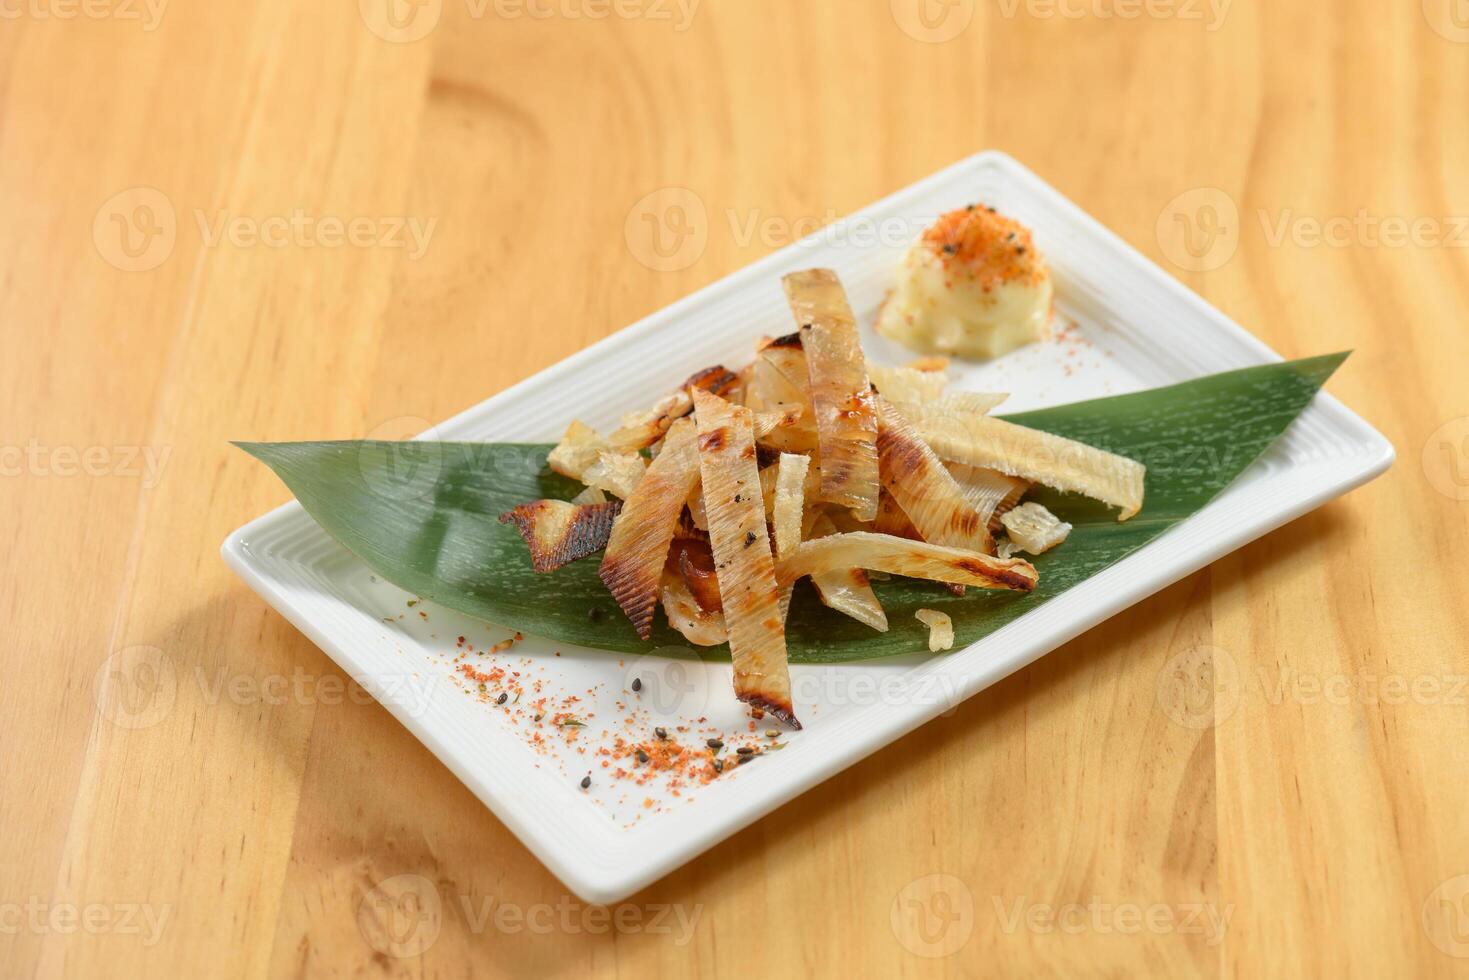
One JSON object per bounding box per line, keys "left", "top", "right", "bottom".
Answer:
{"left": 499, "top": 270, "right": 1145, "bottom": 728}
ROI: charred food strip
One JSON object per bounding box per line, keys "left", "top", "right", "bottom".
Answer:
{"left": 806, "top": 511, "right": 888, "bottom": 632}
{"left": 498, "top": 499, "right": 623, "bottom": 573}
{"left": 915, "top": 410, "right": 1146, "bottom": 520}
{"left": 776, "top": 531, "right": 1038, "bottom": 593}
{"left": 783, "top": 269, "right": 881, "bottom": 522}
{"left": 598, "top": 418, "right": 701, "bottom": 638}
{"left": 875, "top": 394, "right": 994, "bottom": 554}
{"left": 608, "top": 365, "right": 741, "bottom": 451}
{"left": 692, "top": 388, "right": 800, "bottom": 727}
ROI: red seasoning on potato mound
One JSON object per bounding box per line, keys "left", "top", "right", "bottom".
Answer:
{"left": 877, "top": 204, "right": 1054, "bottom": 360}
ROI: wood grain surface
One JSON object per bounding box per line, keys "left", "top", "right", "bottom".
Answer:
{"left": 3, "top": 0, "right": 1468, "bottom": 976}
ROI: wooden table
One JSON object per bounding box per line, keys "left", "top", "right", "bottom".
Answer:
{"left": 4, "top": 1, "right": 1467, "bottom": 975}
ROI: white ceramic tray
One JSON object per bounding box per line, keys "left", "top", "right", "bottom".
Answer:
{"left": 223, "top": 152, "right": 1393, "bottom": 902}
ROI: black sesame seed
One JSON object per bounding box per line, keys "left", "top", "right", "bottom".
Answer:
{"left": 713, "top": 759, "right": 724, "bottom": 773}
{"left": 706, "top": 738, "right": 723, "bottom": 749}
{"left": 655, "top": 727, "right": 668, "bottom": 740}
{"left": 942, "top": 244, "right": 956, "bottom": 254}
{"left": 496, "top": 692, "right": 508, "bottom": 705}
{"left": 580, "top": 775, "right": 591, "bottom": 789}
{"left": 738, "top": 753, "right": 754, "bottom": 765}
{"left": 632, "top": 677, "right": 642, "bottom": 692}
{"left": 736, "top": 746, "right": 755, "bottom": 756}
{"left": 637, "top": 749, "right": 650, "bottom": 765}
{"left": 744, "top": 531, "right": 756, "bottom": 547}
{"left": 588, "top": 606, "right": 605, "bottom": 622}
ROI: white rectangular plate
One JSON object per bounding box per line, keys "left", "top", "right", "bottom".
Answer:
{"left": 223, "top": 152, "right": 1393, "bottom": 903}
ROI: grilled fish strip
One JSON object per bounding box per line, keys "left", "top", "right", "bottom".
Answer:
{"left": 777, "top": 531, "right": 1038, "bottom": 593}
{"left": 875, "top": 395, "right": 993, "bottom": 554}
{"left": 692, "top": 388, "right": 799, "bottom": 727}
{"left": 806, "top": 512, "right": 888, "bottom": 632}
{"left": 608, "top": 365, "right": 741, "bottom": 451}
{"left": 498, "top": 499, "right": 623, "bottom": 573}
{"left": 946, "top": 463, "right": 1030, "bottom": 532}
{"left": 915, "top": 609, "right": 955, "bottom": 651}
{"left": 661, "top": 562, "right": 728, "bottom": 648}
{"left": 772, "top": 452, "right": 811, "bottom": 559}
{"left": 915, "top": 410, "right": 1145, "bottom": 520}
{"left": 783, "top": 269, "right": 881, "bottom": 521}
{"left": 598, "top": 417, "right": 701, "bottom": 638}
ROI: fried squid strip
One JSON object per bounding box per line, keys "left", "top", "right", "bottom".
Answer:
{"left": 570, "top": 485, "right": 608, "bottom": 505}
{"left": 1000, "top": 502, "right": 1073, "bottom": 555}
{"left": 759, "top": 455, "right": 821, "bottom": 525}
{"left": 662, "top": 539, "right": 727, "bottom": 647}
{"left": 777, "top": 531, "right": 1038, "bottom": 593}
{"left": 608, "top": 365, "right": 741, "bottom": 451}
{"left": 910, "top": 390, "right": 1004, "bottom": 417}
{"left": 746, "top": 334, "right": 812, "bottom": 410}
{"left": 686, "top": 482, "right": 708, "bottom": 530}
{"left": 548, "top": 420, "right": 610, "bottom": 481}
{"left": 869, "top": 364, "right": 947, "bottom": 404}
{"left": 694, "top": 406, "right": 811, "bottom": 526}
{"left": 806, "top": 512, "right": 888, "bottom": 632}
{"left": 598, "top": 418, "right": 701, "bottom": 638}
{"left": 784, "top": 270, "right": 880, "bottom": 521}
{"left": 753, "top": 404, "right": 805, "bottom": 440}
{"left": 661, "top": 572, "right": 728, "bottom": 646}
{"left": 772, "top": 452, "right": 811, "bottom": 559}
{"left": 582, "top": 450, "right": 646, "bottom": 499}
{"left": 692, "top": 388, "right": 799, "bottom": 727}
{"left": 747, "top": 336, "right": 819, "bottom": 453}
{"left": 873, "top": 489, "right": 921, "bottom": 541}
{"left": 498, "top": 499, "right": 622, "bottom": 573}
{"left": 671, "top": 536, "right": 722, "bottom": 613}
{"left": 915, "top": 411, "right": 1146, "bottom": 520}
{"left": 915, "top": 609, "right": 955, "bottom": 651}
{"left": 547, "top": 420, "right": 647, "bottom": 499}
{"left": 875, "top": 395, "right": 993, "bottom": 553}
{"left": 946, "top": 463, "right": 1030, "bottom": 532}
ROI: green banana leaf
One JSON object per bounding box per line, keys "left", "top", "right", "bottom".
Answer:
{"left": 237, "top": 352, "right": 1347, "bottom": 663}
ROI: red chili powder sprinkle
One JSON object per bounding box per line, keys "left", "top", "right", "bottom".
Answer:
{"left": 441, "top": 632, "right": 782, "bottom": 818}
{"left": 921, "top": 204, "right": 1046, "bottom": 288}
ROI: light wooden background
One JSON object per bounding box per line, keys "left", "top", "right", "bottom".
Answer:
{"left": 4, "top": 0, "right": 1468, "bottom": 976}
